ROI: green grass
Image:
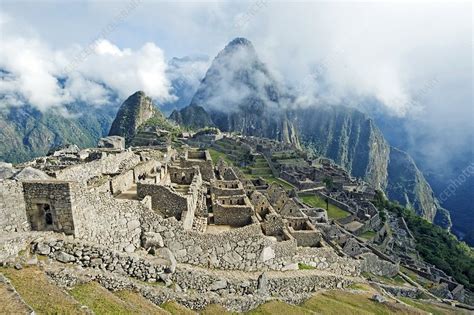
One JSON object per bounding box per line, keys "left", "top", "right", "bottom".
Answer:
{"left": 114, "top": 290, "right": 169, "bottom": 314}
{"left": 347, "top": 283, "right": 372, "bottom": 291}
{"left": 399, "top": 297, "right": 464, "bottom": 315}
{"left": 359, "top": 229, "right": 376, "bottom": 240}
{"left": 299, "top": 194, "right": 350, "bottom": 219}
{"left": 71, "top": 282, "right": 138, "bottom": 314}
{"left": 362, "top": 272, "right": 407, "bottom": 286}
{"left": 301, "top": 290, "right": 424, "bottom": 314}
{"left": 2, "top": 266, "right": 85, "bottom": 314}
{"left": 261, "top": 176, "right": 294, "bottom": 190}
{"left": 208, "top": 148, "right": 234, "bottom": 165}
{"left": 246, "top": 300, "right": 313, "bottom": 315}
{"left": 160, "top": 301, "right": 197, "bottom": 314}
{"left": 298, "top": 263, "right": 316, "bottom": 270}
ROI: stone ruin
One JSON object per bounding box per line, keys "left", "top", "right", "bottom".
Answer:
{"left": 3, "top": 136, "right": 458, "bottom": 311}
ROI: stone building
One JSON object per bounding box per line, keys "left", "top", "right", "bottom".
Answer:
{"left": 22, "top": 180, "right": 77, "bottom": 235}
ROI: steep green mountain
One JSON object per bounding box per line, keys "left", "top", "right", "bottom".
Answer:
{"left": 172, "top": 37, "right": 445, "bottom": 224}
{"left": 109, "top": 91, "right": 160, "bottom": 144}
{"left": 0, "top": 103, "right": 114, "bottom": 163}
{"left": 109, "top": 91, "right": 179, "bottom": 145}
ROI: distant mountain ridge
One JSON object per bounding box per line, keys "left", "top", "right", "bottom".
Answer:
{"left": 0, "top": 102, "right": 115, "bottom": 163}
{"left": 171, "top": 37, "right": 448, "bottom": 225}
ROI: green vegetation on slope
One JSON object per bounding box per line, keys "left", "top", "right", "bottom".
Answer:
{"left": 373, "top": 191, "right": 474, "bottom": 291}
{"left": 209, "top": 143, "right": 294, "bottom": 190}
{"left": 208, "top": 148, "right": 234, "bottom": 165}
{"left": 299, "top": 193, "right": 351, "bottom": 220}
{"left": 161, "top": 301, "right": 197, "bottom": 314}
{"left": 1, "top": 266, "right": 85, "bottom": 314}
{"left": 114, "top": 290, "right": 169, "bottom": 314}
{"left": 71, "top": 282, "right": 137, "bottom": 314}
{"left": 301, "top": 290, "right": 424, "bottom": 314}
{"left": 359, "top": 229, "right": 377, "bottom": 240}
{"left": 246, "top": 300, "right": 314, "bottom": 315}
{"left": 71, "top": 281, "right": 168, "bottom": 314}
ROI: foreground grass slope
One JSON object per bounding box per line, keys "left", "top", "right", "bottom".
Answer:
{"left": 1, "top": 266, "right": 466, "bottom": 315}
{"left": 1, "top": 266, "right": 85, "bottom": 314}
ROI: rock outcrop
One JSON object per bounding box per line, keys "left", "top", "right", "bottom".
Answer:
{"left": 386, "top": 147, "right": 442, "bottom": 222}
{"left": 170, "top": 104, "right": 214, "bottom": 129}
{"left": 108, "top": 91, "right": 160, "bottom": 144}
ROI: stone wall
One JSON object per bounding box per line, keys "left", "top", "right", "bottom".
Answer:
{"left": 168, "top": 165, "right": 196, "bottom": 185}
{"left": 180, "top": 150, "right": 215, "bottom": 182}
{"left": 138, "top": 183, "right": 188, "bottom": 219}
{"left": 287, "top": 227, "right": 322, "bottom": 248}
{"left": 262, "top": 212, "right": 285, "bottom": 236}
{"left": 142, "top": 214, "right": 301, "bottom": 272}
{"left": 71, "top": 186, "right": 145, "bottom": 252}
{"left": 0, "top": 180, "right": 29, "bottom": 232}
{"left": 22, "top": 181, "right": 76, "bottom": 235}
{"left": 213, "top": 195, "right": 255, "bottom": 227}
{"left": 293, "top": 247, "right": 361, "bottom": 276}
{"left": 32, "top": 237, "right": 171, "bottom": 282}
{"left": 359, "top": 252, "right": 399, "bottom": 277}
{"left": 55, "top": 151, "right": 140, "bottom": 184}
{"left": 211, "top": 180, "right": 245, "bottom": 196}
{"left": 133, "top": 160, "right": 160, "bottom": 182}
{"left": 137, "top": 169, "right": 204, "bottom": 226}
{"left": 315, "top": 191, "right": 354, "bottom": 214}
{"left": 110, "top": 169, "right": 134, "bottom": 195}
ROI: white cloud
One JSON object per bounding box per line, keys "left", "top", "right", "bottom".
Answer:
{"left": 0, "top": 13, "right": 175, "bottom": 111}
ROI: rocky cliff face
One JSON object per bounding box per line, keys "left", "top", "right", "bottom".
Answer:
{"left": 109, "top": 91, "right": 161, "bottom": 144}
{"left": 169, "top": 104, "right": 214, "bottom": 129}
{"left": 291, "top": 106, "right": 444, "bottom": 222}
{"left": 387, "top": 147, "right": 444, "bottom": 223}
{"left": 292, "top": 106, "right": 390, "bottom": 190}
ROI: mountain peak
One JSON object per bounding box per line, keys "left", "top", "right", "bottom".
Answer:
{"left": 227, "top": 37, "right": 253, "bottom": 48}
{"left": 220, "top": 37, "right": 256, "bottom": 56}
{"left": 108, "top": 91, "right": 159, "bottom": 144}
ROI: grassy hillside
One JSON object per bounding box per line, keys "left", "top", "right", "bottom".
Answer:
{"left": 373, "top": 191, "right": 474, "bottom": 291}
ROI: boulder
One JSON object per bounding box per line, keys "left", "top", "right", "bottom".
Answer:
{"left": 281, "top": 263, "right": 298, "bottom": 271}
{"left": 47, "top": 144, "right": 80, "bottom": 156}
{"left": 141, "top": 232, "right": 164, "bottom": 249}
{"left": 0, "top": 163, "right": 17, "bottom": 180}
{"left": 98, "top": 136, "right": 125, "bottom": 150}
{"left": 55, "top": 251, "right": 76, "bottom": 263}
{"left": 156, "top": 248, "right": 177, "bottom": 273}
{"left": 372, "top": 294, "right": 386, "bottom": 303}
{"left": 259, "top": 246, "right": 275, "bottom": 262}
{"left": 210, "top": 279, "right": 228, "bottom": 291}
{"left": 124, "top": 244, "right": 136, "bottom": 253}
{"left": 35, "top": 243, "right": 51, "bottom": 255}
{"left": 257, "top": 272, "right": 268, "bottom": 296}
